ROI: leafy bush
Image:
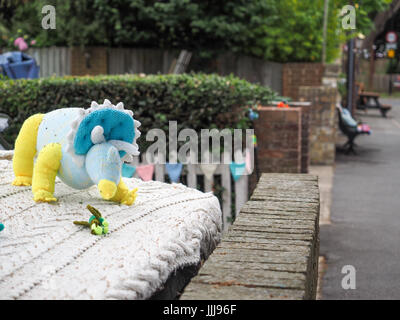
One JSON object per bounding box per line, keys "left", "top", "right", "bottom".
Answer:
{"left": 0, "top": 73, "right": 277, "bottom": 151}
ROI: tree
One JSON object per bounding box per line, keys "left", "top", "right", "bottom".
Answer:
{"left": 0, "top": 0, "right": 392, "bottom": 63}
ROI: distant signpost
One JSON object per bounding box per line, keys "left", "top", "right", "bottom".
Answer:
{"left": 386, "top": 31, "right": 398, "bottom": 44}
{"left": 385, "top": 32, "right": 399, "bottom": 94}
{"left": 386, "top": 31, "right": 398, "bottom": 55}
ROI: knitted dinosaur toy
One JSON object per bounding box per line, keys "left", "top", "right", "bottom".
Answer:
{"left": 12, "top": 99, "right": 140, "bottom": 205}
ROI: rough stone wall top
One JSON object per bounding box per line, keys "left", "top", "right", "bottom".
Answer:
{"left": 181, "top": 173, "right": 320, "bottom": 300}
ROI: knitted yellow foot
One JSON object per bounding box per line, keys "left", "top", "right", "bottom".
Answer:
{"left": 12, "top": 176, "right": 32, "bottom": 186}
{"left": 121, "top": 188, "right": 138, "bottom": 205}
{"left": 33, "top": 189, "right": 57, "bottom": 202}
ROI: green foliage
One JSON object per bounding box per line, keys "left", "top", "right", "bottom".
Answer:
{"left": 326, "top": 0, "right": 393, "bottom": 58}
{"left": 0, "top": 73, "right": 277, "bottom": 151}
{"left": 339, "top": 0, "right": 393, "bottom": 37}
{"left": 0, "top": 0, "right": 392, "bottom": 63}
{"left": 262, "top": 0, "right": 326, "bottom": 62}
{"left": 263, "top": 0, "right": 392, "bottom": 63}
{"left": 0, "top": 0, "right": 107, "bottom": 48}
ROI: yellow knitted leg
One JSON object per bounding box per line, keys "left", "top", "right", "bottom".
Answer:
{"left": 110, "top": 178, "right": 138, "bottom": 205}
{"left": 12, "top": 113, "right": 44, "bottom": 186}
{"left": 32, "top": 143, "right": 62, "bottom": 202}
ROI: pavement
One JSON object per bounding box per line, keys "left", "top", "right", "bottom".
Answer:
{"left": 309, "top": 165, "right": 334, "bottom": 300}
{"left": 309, "top": 165, "right": 334, "bottom": 225}
{"left": 320, "top": 98, "right": 400, "bottom": 299}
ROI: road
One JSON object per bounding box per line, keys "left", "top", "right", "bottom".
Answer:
{"left": 320, "top": 98, "right": 400, "bottom": 299}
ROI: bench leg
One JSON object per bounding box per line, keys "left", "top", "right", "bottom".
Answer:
{"left": 343, "top": 136, "right": 358, "bottom": 155}
{"left": 346, "top": 144, "right": 357, "bottom": 155}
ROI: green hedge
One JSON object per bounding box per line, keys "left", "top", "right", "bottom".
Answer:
{"left": 0, "top": 73, "right": 277, "bottom": 151}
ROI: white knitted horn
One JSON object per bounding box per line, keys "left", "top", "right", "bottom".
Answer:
{"left": 91, "top": 126, "right": 106, "bottom": 144}
{"left": 108, "top": 140, "right": 140, "bottom": 156}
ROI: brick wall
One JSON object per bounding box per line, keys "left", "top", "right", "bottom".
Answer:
{"left": 255, "top": 107, "right": 302, "bottom": 173}
{"left": 70, "top": 47, "right": 108, "bottom": 76}
{"left": 298, "top": 86, "right": 337, "bottom": 165}
{"left": 292, "top": 103, "right": 311, "bottom": 173}
{"left": 250, "top": 107, "right": 302, "bottom": 193}
{"left": 283, "top": 63, "right": 325, "bottom": 100}
{"left": 260, "top": 102, "right": 311, "bottom": 174}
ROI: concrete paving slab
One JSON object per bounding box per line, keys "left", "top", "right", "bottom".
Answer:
{"left": 320, "top": 98, "right": 400, "bottom": 299}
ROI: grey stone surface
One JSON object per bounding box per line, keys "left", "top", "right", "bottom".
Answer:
{"left": 181, "top": 282, "right": 305, "bottom": 300}
{"left": 180, "top": 173, "right": 320, "bottom": 300}
{"left": 320, "top": 98, "right": 400, "bottom": 299}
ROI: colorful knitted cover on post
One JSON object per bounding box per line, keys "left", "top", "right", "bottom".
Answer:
{"left": 0, "top": 155, "right": 222, "bottom": 299}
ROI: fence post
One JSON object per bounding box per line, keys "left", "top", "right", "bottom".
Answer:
{"left": 221, "top": 161, "right": 232, "bottom": 231}
{"left": 153, "top": 153, "right": 165, "bottom": 182}
{"left": 187, "top": 152, "right": 197, "bottom": 189}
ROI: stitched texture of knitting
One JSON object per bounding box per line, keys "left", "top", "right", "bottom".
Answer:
{"left": 0, "top": 154, "right": 222, "bottom": 299}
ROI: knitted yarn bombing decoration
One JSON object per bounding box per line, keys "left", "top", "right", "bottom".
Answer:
{"left": 12, "top": 99, "right": 141, "bottom": 205}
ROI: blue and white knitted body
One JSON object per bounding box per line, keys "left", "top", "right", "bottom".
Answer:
{"left": 35, "top": 100, "right": 140, "bottom": 190}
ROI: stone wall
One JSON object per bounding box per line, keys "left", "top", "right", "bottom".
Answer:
{"left": 298, "top": 86, "right": 337, "bottom": 165}
{"left": 283, "top": 63, "right": 325, "bottom": 100}
{"left": 181, "top": 173, "right": 320, "bottom": 300}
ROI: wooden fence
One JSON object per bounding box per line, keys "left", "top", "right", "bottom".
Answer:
{"left": 357, "top": 72, "right": 400, "bottom": 93}
{"left": 26, "top": 47, "right": 283, "bottom": 94}
{"left": 27, "top": 47, "right": 71, "bottom": 78}
{"left": 128, "top": 152, "right": 252, "bottom": 232}
{"left": 107, "top": 48, "right": 178, "bottom": 75}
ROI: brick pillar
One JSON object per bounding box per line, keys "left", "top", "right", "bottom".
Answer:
{"left": 265, "top": 102, "right": 311, "bottom": 173}
{"left": 250, "top": 107, "right": 302, "bottom": 194}
{"left": 70, "top": 46, "right": 108, "bottom": 76}
{"left": 282, "top": 63, "right": 325, "bottom": 100}
{"left": 298, "top": 86, "right": 337, "bottom": 165}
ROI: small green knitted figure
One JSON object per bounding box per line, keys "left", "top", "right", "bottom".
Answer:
{"left": 0, "top": 223, "right": 4, "bottom": 232}
{"left": 74, "top": 205, "right": 109, "bottom": 235}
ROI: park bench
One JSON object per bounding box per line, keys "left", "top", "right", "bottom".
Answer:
{"left": 356, "top": 82, "right": 391, "bottom": 117}
{"left": 181, "top": 173, "right": 320, "bottom": 300}
{"left": 337, "top": 104, "right": 371, "bottom": 155}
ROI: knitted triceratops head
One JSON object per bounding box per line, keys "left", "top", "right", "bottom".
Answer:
{"left": 65, "top": 99, "right": 141, "bottom": 168}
